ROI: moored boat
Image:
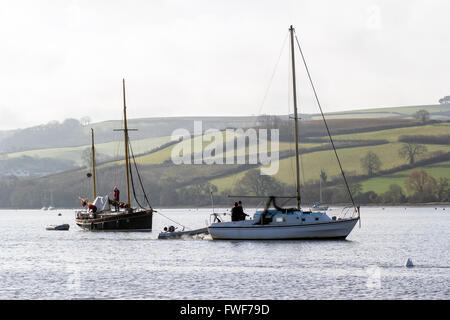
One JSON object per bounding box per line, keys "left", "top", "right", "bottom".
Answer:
{"left": 46, "top": 224, "right": 70, "bottom": 231}
{"left": 208, "top": 26, "right": 360, "bottom": 240}
{"left": 75, "top": 79, "right": 153, "bottom": 231}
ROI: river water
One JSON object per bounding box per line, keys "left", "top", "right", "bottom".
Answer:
{"left": 0, "top": 206, "right": 448, "bottom": 300}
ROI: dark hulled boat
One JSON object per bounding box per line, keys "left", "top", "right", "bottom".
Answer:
{"left": 75, "top": 209, "right": 152, "bottom": 231}
{"left": 75, "top": 79, "right": 153, "bottom": 231}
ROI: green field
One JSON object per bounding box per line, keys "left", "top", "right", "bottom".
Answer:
{"left": 210, "top": 139, "right": 450, "bottom": 192}
{"left": 360, "top": 161, "right": 450, "bottom": 195}
{"left": 102, "top": 121, "right": 450, "bottom": 196}
{"left": 3, "top": 104, "right": 450, "bottom": 208}
{"left": 332, "top": 122, "right": 450, "bottom": 142}
{"left": 313, "top": 104, "right": 450, "bottom": 119}
{"left": 5, "top": 135, "right": 171, "bottom": 165}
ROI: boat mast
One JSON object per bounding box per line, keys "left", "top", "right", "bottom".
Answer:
{"left": 122, "top": 78, "right": 132, "bottom": 210}
{"left": 289, "top": 25, "right": 301, "bottom": 210}
{"left": 91, "top": 128, "right": 97, "bottom": 200}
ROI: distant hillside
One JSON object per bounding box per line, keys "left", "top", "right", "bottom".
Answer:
{"left": 0, "top": 116, "right": 263, "bottom": 154}
{"left": 1, "top": 104, "right": 448, "bottom": 155}
{"left": 311, "top": 104, "right": 450, "bottom": 120}
{"left": 0, "top": 103, "right": 448, "bottom": 186}
{"left": 1, "top": 117, "right": 449, "bottom": 208}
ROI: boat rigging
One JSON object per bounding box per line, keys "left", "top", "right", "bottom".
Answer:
{"left": 75, "top": 79, "right": 153, "bottom": 231}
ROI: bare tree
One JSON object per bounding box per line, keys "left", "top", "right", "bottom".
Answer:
{"left": 405, "top": 169, "right": 437, "bottom": 201}
{"left": 398, "top": 143, "right": 427, "bottom": 165}
{"left": 413, "top": 110, "right": 430, "bottom": 123}
{"left": 438, "top": 96, "right": 450, "bottom": 104}
{"left": 360, "top": 151, "right": 382, "bottom": 176}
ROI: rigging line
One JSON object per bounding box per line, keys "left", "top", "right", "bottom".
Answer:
{"left": 294, "top": 33, "right": 356, "bottom": 208}
{"left": 128, "top": 148, "right": 145, "bottom": 209}
{"left": 156, "top": 209, "right": 191, "bottom": 230}
{"left": 131, "top": 142, "right": 191, "bottom": 230}
{"left": 256, "top": 31, "right": 289, "bottom": 118}
{"left": 130, "top": 145, "right": 191, "bottom": 230}
{"left": 129, "top": 141, "right": 153, "bottom": 210}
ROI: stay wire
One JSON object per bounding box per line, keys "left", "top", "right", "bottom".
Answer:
{"left": 294, "top": 32, "right": 356, "bottom": 208}
{"left": 129, "top": 141, "right": 190, "bottom": 230}
{"left": 129, "top": 141, "right": 152, "bottom": 210}
{"left": 256, "top": 31, "right": 290, "bottom": 117}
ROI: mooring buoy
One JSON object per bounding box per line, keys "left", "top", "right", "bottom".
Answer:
{"left": 405, "top": 258, "right": 414, "bottom": 268}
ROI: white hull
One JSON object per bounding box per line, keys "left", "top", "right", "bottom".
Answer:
{"left": 208, "top": 218, "right": 358, "bottom": 240}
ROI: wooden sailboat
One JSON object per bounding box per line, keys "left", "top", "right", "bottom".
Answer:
{"left": 207, "top": 25, "right": 359, "bottom": 240}
{"left": 75, "top": 79, "right": 153, "bottom": 231}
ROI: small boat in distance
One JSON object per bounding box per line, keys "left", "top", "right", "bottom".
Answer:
{"left": 75, "top": 79, "right": 153, "bottom": 231}
{"left": 46, "top": 224, "right": 70, "bottom": 231}
{"left": 208, "top": 26, "right": 360, "bottom": 240}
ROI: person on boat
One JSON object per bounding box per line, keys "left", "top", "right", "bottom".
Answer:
{"left": 80, "top": 198, "right": 97, "bottom": 213}
{"left": 231, "top": 202, "right": 239, "bottom": 221}
{"left": 113, "top": 186, "right": 120, "bottom": 211}
{"left": 237, "top": 201, "right": 248, "bottom": 221}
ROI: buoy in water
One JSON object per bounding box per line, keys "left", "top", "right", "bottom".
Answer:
{"left": 405, "top": 258, "right": 414, "bottom": 268}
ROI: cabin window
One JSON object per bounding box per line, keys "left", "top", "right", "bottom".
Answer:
{"left": 301, "top": 218, "right": 305, "bottom": 222}
{"left": 276, "top": 217, "right": 284, "bottom": 223}
{"left": 315, "top": 217, "right": 319, "bottom": 221}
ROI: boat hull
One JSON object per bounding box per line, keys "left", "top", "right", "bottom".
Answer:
{"left": 75, "top": 210, "right": 153, "bottom": 231}
{"left": 208, "top": 218, "right": 358, "bottom": 240}
{"left": 158, "top": 227, "right": 209, "bottom": 239}
{"left": 46, "top": 224, "right": 70, "bottom": 231}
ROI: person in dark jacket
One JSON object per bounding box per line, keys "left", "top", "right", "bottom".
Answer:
{"left": 231, "top": 202, "right": 239, "bottom": 221}
{"left": 113, "top": 186, "right": 120, "bottom": 211}
{"left": 237, "top": 200, "right": 247, "bottom": 221}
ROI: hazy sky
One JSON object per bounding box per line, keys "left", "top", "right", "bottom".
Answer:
{"left": 0, "top": 0, "right": 449, "bottom": 130}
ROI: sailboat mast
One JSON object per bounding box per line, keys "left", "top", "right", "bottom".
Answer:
{"left": 122, "top": 78, "right": 132, "bottom": 210}
{"left": 91, "top": 128, "right": 97, "bottom": 200}
{"left": 289, "top": 25, "right": 301, "bottom": 210}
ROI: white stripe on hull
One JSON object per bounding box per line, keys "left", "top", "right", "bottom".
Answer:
{"left": 208, "top": 218, "right": 358, "bottom": 240}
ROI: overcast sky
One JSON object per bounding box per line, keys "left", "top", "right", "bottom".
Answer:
{"left": 0, "top": 0, "right": 449, "bottom": 130}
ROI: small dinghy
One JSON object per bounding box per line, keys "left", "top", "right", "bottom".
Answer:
{"left": 158, "top": 225, "right": 209, "bottom": 239}
{"left": 46, "top": 224, "right": 70, "bottom": 231}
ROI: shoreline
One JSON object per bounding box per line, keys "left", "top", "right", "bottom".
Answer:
{"left": 0, "top": 202, "right": 449, "bottom": 211}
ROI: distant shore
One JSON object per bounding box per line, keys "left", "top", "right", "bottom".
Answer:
{"left": 1, "top": 202, "right": 448, "bottom": 211}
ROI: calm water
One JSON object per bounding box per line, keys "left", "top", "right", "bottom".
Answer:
{"left": 0, "top": 206, "right": 448, "bottom": 300}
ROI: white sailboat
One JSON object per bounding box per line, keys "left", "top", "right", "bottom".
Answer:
{"left": 208, "top": 26, "right": 360, "bottom": 240}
